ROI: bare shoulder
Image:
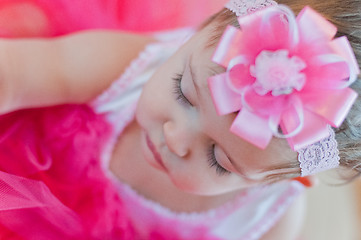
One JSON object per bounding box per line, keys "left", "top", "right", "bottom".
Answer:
{"left": 260, "top": 193, "right": 306, "bottom": 240}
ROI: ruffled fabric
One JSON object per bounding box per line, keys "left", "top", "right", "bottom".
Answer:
{"left": 115, "top": 179, "right": 304, "bottom": 240}
{"left": 0, "top": 105, "right": 134, "bottom": 239}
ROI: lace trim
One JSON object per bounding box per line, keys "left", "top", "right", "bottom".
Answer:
{"left": 225, "top": 0, "right": 277, "bottom": 17}
{"left": 298, "top": 126, "right": 340, "bottom": 176}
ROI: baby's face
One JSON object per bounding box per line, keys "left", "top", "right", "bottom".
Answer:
{"left": 136, "top": 23, "right": 297, "bottom": 196}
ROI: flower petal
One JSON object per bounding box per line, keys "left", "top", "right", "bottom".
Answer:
{"left": 304, "top": 60, "right": 351, "bottom": 90}
{"left": 243, "top": 87, "right": 287, "bottom": 116}
{"left": 330, "top": 36, "right": 360, "bottom": 77}
{"left": 297, "top": 6, "right": 337, "bottom": 44}
{"left": 227, "top": 59, "right": 254, "bottom": 93}
{"left": 273, "top": 96, "right": 304, "bottom": 138}
{"left": 285, "top": 110, "right": 330, "bottom": 151}
{"left": 303, "top": 88, "right": 358, "bottom": 127}
{"left": 208, "top": 74, "right": 242, "bottom": 115}
{"left": 212, "top": 25, "right": 244, "bottom": 68}
{"left": 231, "top": 109, "right": 273, "bottom": 149}
{"left": 238, "top": 6, "right": 295, "bottom": 53}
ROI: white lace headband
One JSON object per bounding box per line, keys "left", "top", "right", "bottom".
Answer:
{"left": 211, "top": 0, "right": 358, "bottom": 176}
{"left": 225, "top": 0, "right": 277, "bottom": 16}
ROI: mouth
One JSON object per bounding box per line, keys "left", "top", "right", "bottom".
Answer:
{"left": 145, "top": 134, "right": 167, "bottom": 171}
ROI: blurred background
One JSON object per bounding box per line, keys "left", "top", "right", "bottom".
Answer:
{"left": 0, "top": 0, "right": 359, "bottom": 239}
{"left": 302, "top": 173, "right": 361, "bottom": 240}
{"left": 0, "top": 0, "right": 227, "bottom": 37}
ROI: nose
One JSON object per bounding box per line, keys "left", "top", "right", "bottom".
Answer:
{"left": 163, "top": 121, "right": 192, "bottom": 157}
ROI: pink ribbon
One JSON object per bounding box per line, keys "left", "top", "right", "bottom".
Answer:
{"left": 208, "top": 5, "right": 359, "bottom": 150}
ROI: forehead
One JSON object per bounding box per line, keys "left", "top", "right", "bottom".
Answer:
{"left": 182, "top": 25, "right": 298, "bottom": 175}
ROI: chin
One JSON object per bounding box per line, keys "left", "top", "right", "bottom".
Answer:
{"left": 194, "top": 189, "right": 238, "bottom": 196}
{"left": 173, "top": 181, "right": 237, "bottom": 196}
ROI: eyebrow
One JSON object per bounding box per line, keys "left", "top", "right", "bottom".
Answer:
{"left": 227, "top": 155, "right": 251, "bottom": 178}
{"left": 189, "top": 53, "right": 225, "bottom": 98}
{"left": 188, "top": 54, "right": 202, "bottom": 98}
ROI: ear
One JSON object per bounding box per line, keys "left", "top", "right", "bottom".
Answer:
{"left": 292, "top": 176, "right": 318, "bottom": 188}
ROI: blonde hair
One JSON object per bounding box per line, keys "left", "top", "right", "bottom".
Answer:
{"left": 202, "top": 0, "right": 361, "bottom": 181}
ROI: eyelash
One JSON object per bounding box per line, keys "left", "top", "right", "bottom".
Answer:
{"left": 207, "top": 145, "right": 231, "bottom": 176}
{"left": 172, "top": 74, "right": 192, "bottom": 106}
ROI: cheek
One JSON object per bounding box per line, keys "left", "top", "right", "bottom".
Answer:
{"left": 167, "top": 166, "right": 245, "bottom": 196}
{"left": 139, "top": 70, "right": 174, "bottom": 105}
{"left": 137, "top": 79, "right": 166, "bottom": 124}
{"left": 165, "top": 164, "right": 210, "bottom": 194}
{"left": 169, "top": 173, "right": 200, "bottom": 193}
{"left": 135, "top": 93, "right": 151, "bottom": 128}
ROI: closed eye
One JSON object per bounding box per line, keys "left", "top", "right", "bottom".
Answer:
{"left": 207, "top": 144, "right": 231, "bottom": 176}
{"left": 172, "top": 73, "right": 193, "bottom": 106}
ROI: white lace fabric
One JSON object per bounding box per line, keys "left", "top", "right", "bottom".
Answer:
{"left": 225, "top": 0, "right": 277, "bottom": 16}
{"left": 297, "top": 126, "right": 340, "bottom": 176}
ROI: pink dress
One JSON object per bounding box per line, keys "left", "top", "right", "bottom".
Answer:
{"left": 0, "top": 32, "right": 305, "bottom": 240}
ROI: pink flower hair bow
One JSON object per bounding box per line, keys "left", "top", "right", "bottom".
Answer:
{"left": 208, "top": 5, "right": 359, "bottom": 150}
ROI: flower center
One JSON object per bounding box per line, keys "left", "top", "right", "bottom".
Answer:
{"left": 250, "top": 49, "right": 306, "bottom": 96}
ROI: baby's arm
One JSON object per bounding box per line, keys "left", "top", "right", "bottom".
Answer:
{"left": 0, "top": 31, "right": 152, "bottom": 113}
{"left": 260, "top": 193, "right": 306, "bottom": 240}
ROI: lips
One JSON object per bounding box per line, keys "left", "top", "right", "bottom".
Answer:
{"left": 145, "top": 134, "right": 167, "bottom": 171}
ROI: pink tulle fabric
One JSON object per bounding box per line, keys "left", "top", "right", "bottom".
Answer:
{"left": 0, "top": 0, "right": 227, "bottom": 37}
{"left": 0, "top": 106, "right": 225, "bottom": 239}
{"left": 0, "top": 105, "right": 136, "bottom": 239}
